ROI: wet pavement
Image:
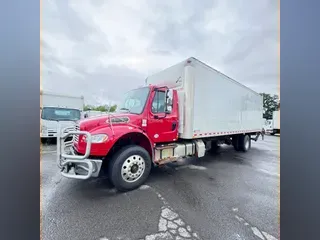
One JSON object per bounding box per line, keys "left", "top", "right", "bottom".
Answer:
{"left": 41, "top": 135, "right": 280, "bottom": 240}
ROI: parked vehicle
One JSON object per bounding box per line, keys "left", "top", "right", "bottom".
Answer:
{"left": 57, "top": 57, "right": 264, "bottom": 191}
{"left": 264, "top": 119, "right": 274, "bottom": 134}
{"left": 40, "top": 91, "right": 84, "bottom": 141}
{"left": 270, "top": 110, "right": 280, "bottom": 135}
{"left": 83, "top": 110, "right": 106, "bottom": 118}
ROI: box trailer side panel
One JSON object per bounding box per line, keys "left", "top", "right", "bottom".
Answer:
{"left": 41, "top": 92, "right": 84, "bottom": 110}
{"left": 146, "top": 57, "right": 263, "bottom": 140}
{"left": 273, "top": 110, "right": 280, "bottom": 129}
{"left": 185, "top": 59, "right": 263, "bottom": 139}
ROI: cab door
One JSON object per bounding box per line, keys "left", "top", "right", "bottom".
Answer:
{"left": 147, "top": 89, "right": 179, "bottom": 143}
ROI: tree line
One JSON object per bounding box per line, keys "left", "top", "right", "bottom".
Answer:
{"left": 84, "top": 104, "right": 117, "bottom": 113}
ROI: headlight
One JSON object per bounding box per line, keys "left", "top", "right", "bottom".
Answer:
{"left": 41, "top": 126, "right": 48, "bottom": 131}
{"left": 84, "top": 134, "right": 108, "bottom": 143}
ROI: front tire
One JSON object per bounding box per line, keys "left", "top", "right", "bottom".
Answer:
{"left": 108, "top": 145, "right": 152, "bottom": 192}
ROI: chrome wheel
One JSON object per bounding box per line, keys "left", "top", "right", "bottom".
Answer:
{"left": 121, "top": 155, "right": 145, "bottom": 183}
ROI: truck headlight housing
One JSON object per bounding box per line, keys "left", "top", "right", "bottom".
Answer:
{"left": 84, "top": 134, "right": 108, "bottom": 143}
{"left": 41, "top": 126, "right": 48, "bottom": 131}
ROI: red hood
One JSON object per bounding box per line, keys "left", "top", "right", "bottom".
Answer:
{"left": 78, "top": 113, "right": 142, "bottom": 131}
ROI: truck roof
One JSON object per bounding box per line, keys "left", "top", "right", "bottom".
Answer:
{"left": 186, "top": 57, "right": 261, "bottom": 96}
{"left": 147, "top": 57, "right": 260, "bottom": 97}
{"left": 40, "top": 90, "right": 84, "bottom": 99}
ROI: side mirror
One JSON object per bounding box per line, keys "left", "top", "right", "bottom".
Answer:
{"left": 165, "top": 89, "right": 173, "bottom": 114}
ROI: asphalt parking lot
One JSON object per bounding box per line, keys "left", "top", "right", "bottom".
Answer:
{"left": 41, "top": 135, "right": 280, "bottom": 240}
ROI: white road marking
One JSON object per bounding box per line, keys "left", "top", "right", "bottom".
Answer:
{"left": 233, "top": 207, "right": 278, "bottom": 240}
{"left": 262, "top": 231, "right": 278, "bottom": 240}
{"left": 178, "top": 227, "right": 191, "bottom": 238}
{"left": 251, "top": 227, "right": 265, "bottom": 239}
{"left": 161, "top": 208, "right": 179, "bottom": 221}
{"left": 140, "top": 185, "right": 202, "bottom": 240}
{"left": 145, "top": 232, "right": 172, "bottom": 240}
{"left": 158, "top": 217, "right": 167, "bottom": 232}
{"left": 167, "top": 221, "right": 178, "bottom": 229}
{"left": 234, "top": 233, "right": 243, "bottom": 240}
{"left": 174, "top": 219, "right": 185, "bottom": 226}
{"left": 235, "top": 215, "right": 243, "bottom": 222}
{"left": 193, "top": 232, "right": 200, "bottom": 239}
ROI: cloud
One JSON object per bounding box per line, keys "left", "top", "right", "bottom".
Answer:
{"left": 42, "top": 0, "right": 279, "bottom": 105}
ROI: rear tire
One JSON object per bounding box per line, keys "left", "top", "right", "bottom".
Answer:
{"left": 208, "top": 141, "right": 220, "bottom": 154}
{"left": 232, "top": 136, "right": 240, "bottom": 151}
{"left": 108, "top": 145, "right": 152, "bottom": 192}
{"left": 238, "top": 134, "right": 251, "bottom": 152}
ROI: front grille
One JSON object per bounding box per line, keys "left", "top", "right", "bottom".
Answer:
{"left": 73, "top": 124, "right": 80, "bottom": 143}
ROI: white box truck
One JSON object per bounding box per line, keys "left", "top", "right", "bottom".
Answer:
{"left": 40, "top": 90, "right": 84, "bottom": 141}
{"left": 264, "top": 119, "right": 274, "bottom": 134}
{"left": 271, "top": 110, "right": 280, "bottom": 135}
{"left": 56, "top": 57, "right": 264, "bottom": 191}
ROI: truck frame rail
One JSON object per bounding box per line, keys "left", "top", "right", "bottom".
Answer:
{"left": 56, "top": 124, "right": 102, "bottom": 180}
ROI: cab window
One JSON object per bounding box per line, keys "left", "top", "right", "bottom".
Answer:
{"left": 152, "top": 91, "right": 166, "bottom": 113}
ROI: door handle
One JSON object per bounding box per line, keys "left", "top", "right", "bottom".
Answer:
{"left": 172, "top": 122, "right": 177, "bottom": 131}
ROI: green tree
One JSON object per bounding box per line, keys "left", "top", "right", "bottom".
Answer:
{"left": 83, "top": 104, "right": 117, "bottom": 113}
{"left": 260, "top": 93, "right": 280, "bottom": 119}
{"left": 109, "top": 105, "right": 117, "bottom": 112}
{"left": 83, "top": 105, "right": 94, "bottom": 111}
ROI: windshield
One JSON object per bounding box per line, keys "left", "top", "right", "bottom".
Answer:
{"left": 118, "top": 87, "right": 150, "bottom": 114}
{"left": 41, "top": 107, "right": 81, "bottom": 121}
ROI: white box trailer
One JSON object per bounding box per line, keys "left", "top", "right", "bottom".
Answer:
{"left": 271, "top": 110, "right": 280, "bottom": 135}
{"left": 146, "top": 57, "right": 263, "bottom": 140}
{"left": 40, "top": 91, "right": 84, "bottom": 139}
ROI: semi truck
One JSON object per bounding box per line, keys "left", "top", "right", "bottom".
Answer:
{"left": 40, "top": 91, "right": 84, "bottom": 141}
{"left": 270, "top": 110, "right": 280, "bottom": 135}
{"left": 57, "top": 57, "right": 264, "bottom": 192}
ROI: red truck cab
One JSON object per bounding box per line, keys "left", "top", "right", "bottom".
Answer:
{"left": 58, "top": 85, "right": 180, "bottom": 191}
{"left": 75, "top": 85, "right": 179, "bottom": 157}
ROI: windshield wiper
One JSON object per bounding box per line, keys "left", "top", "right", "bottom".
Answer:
{"left": 57, "top": 119, "right": 77, "bottom": 121}
{"left": 119, "top": 108, "right": 130, "bottom": 112}
{"left": 42, "top": 118, "right": 58, "bottom": 121}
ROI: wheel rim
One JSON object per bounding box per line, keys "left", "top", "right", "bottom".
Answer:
{"left": 244, "top": 136, "right": 250, "bottom": 150}
{"left": 121, "top": 155, "right": 146, "bottom": 183}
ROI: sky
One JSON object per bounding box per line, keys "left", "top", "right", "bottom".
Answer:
{"left": 41, "top": 0, "right": 279, "bottom": 106}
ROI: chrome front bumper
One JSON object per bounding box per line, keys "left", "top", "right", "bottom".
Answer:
{"left": 57, "top": 124, "right": 102, "bottom": 180}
